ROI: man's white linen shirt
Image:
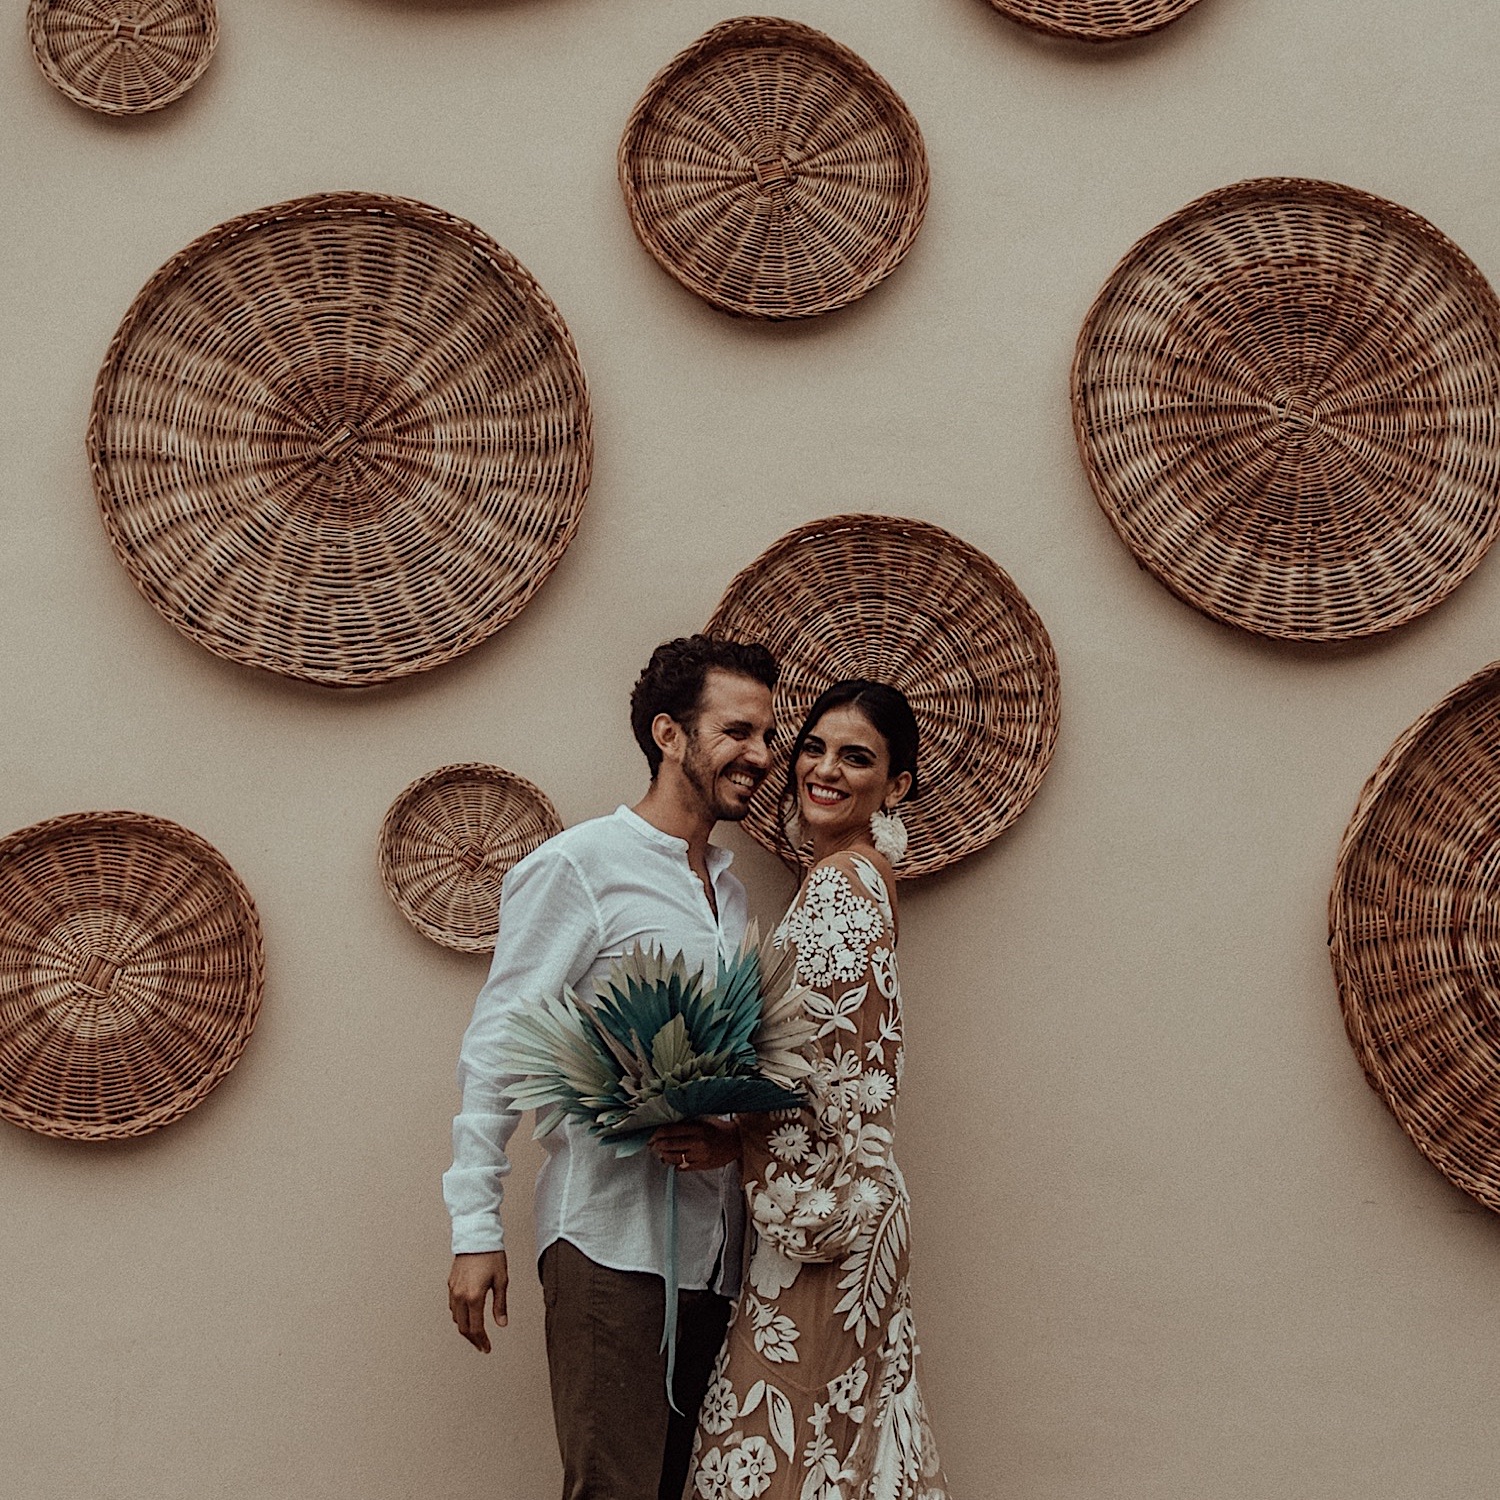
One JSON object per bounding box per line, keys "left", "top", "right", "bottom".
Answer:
{"left": 444, "top": 805, "right": 747, "bottom": 1297}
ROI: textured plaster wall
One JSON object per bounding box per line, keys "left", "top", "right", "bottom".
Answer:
{"left": 5, "top": 1, "right": 1500, "bottom": 1496}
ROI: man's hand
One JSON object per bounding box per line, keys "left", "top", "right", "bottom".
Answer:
{"left": 649, "top": 1116, "right": 742, "bottom": 1172}
{"left": 448, "top": 1251, "right": 508, "bottom": 1353}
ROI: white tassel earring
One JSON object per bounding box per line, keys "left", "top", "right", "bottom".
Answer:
{"left": 869, "top": 806, "right": 908, "bottom": 865}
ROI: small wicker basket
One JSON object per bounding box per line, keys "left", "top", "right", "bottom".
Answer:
{"left": 28, "top": 0, "right": 219, "bottom": 115}
{"left": 1330, "top": 662, "right": 1500, "bottom": 1214}
{"left": 1072, "top": 178, "right": 1500, "bottom": 641}
{"left": 0, "top": 811, "right": 263, "bottom": 1141}
{"left": 89, "top": 192, "right": 592, "bottom": 688}
{"left": 379, "top": 764, "right": 563, "bottom": 954}
{"left": 706, "top": 514, "right": 1059, "bottom": 878}
{"left": 619, "top": 16, "right": 929, "bottom": 320}
{"left": 986, "top": 0, "right": 1205, "bottom": 41}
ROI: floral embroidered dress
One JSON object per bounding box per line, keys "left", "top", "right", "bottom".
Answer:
{"left": 689, "top": 851, "right": 949, "bottom": 1500}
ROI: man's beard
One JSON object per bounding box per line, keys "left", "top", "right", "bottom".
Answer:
{"left": 682, "top": 735, "right": 760, "bottom": 822}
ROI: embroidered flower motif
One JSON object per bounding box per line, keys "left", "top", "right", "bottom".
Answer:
{"left": 694, "top": 1445, "right": 732, "bottom": 1499}
{"left": 768, "top": 1121, "right": 811, "bottom": 1162}
{"left": 858, "top": 1069, "right": 895, "bottom": 1112}
{"left": 781, "top": 867, "right": 883, "bottom": 986}
{"left": 726, "top": 1435, "right": 777, "bottom": 1498}
{"left": 847, "top": 1178, "right": 888, "bottom": 1219}
{"left": 870, "top": 944, "right": 899, "bottom": 999}
{"left": 792, "top": 1185, "right": 838, "bottom": 1226}
{"left": 699, "top": 1372, "right": 740, "bottom": 1435}
{"left": 748, "top": 1295, "right": 800, "bottom": 1363}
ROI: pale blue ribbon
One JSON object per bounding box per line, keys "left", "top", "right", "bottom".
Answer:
{"left": 661, "top": 1162, "right": 682, "bottom": 1415}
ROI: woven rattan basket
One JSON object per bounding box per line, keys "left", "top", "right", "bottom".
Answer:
{"left": 1072, "top": 178, "right": 1500, "bottom": 642}
{"left": 88, "top": 192, "right": 592, "bottom": 688}
{"left": 986, "top": 0, "right": 1204, "bottom": 41}
{"left": 380, "top": 764, "right": 563, "bottom": 954}
{"left": 0, "top": 811, "right": 263, "bottom": 1141}
{"left": 706, "top": 514, "right": 1058, "bottom": 878}
{"left": 619, "top": 16, "right": 929, "bottom": 320}
{"left": 28, "top": 0, "right": 219, "bottom": 115}
{"left": 1329, "top": 662, "right": 1500, "bottom": 1213}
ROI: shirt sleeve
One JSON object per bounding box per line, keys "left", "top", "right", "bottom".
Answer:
{"left": 743, "top": 853, "right": 903, "bottom": 1264}
{"left": 442, "top": 842, "right": 602, "bottom": 1255}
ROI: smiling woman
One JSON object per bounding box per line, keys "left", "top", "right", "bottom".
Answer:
{"left": 686, "top": 680, "right": 949, "bottom": 1500}
{"left": 782, "top": 681, "right": 920, "bottom": 873}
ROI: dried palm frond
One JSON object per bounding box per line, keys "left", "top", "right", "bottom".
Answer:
{"left": 500, "top": 922, "right": 817, "bottom": 1154}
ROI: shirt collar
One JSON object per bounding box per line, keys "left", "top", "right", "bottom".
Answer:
{"left": 613, "top": 804, "right": 735, "bottom": 875}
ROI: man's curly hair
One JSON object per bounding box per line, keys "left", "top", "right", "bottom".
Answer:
{"left": 630, "top": 635, "right": 779, "bottom": 778}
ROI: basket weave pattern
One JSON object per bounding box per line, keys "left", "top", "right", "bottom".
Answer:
{"left": 987, "top": 0, "right": 1204, "bottom": 41}
{"left": 706, "top": 514, "right": 1059, "bottom": 878}
{"left": 380, "top": 765, "right": 563, "bottom": 954}
{"left": 28, "top": 0, "right": 218, "bottom": 115}
{"left": 1072, "top": 178, "right": 1500, "bottom": 641}
{"left": 0, "top": 811, "right": 263, "bottom": 1141}
{"left": 620, "top": 16, "right": 928, "bottom": 320}
{"left": 1330, "top": 663, "right": 1500, "bottom": 1213}
{"left": 88, "top": 193, "right": 592, "bottom": 687}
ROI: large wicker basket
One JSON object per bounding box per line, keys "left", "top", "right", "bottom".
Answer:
{"left": 0, "top": 811, "right": 263, "bottom": 1141}
{"left": 88, "top": 193, "right": 592, "bottom": 688}
{"left": 706, "top": 514, "right": 1059, "bottom": 878}
{"left": 986, "top": 0, "right": 1205, "bottom": 41}
{"left": 379, "top": 764, "right": 563, "bottom": 954}
{"left": 28, "top": 0, "right": 219, "bottom": 115}
{"left": 619, "top": 16, "right": 929, "bottom": 320}
{"left": 1072, "top": 178, "right": 1500, "bottom": 641}
{"left": 1330, "top": 662, "right": 1500, "bottom": 1213}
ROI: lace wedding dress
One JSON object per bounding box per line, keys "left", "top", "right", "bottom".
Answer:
{"left": 689, "top": 851, "right": 949, "bottom": 1500}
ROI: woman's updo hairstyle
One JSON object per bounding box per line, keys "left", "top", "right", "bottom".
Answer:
{"left": 781, "top": 679, "right": 921, "bottom": 819}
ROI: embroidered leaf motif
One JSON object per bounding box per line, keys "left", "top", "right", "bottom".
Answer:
{"left": 766, "top": 1383, "right": 796, "bottom": 1460}
{"left": 741, "top": 1379, "right": 766, "bottom": 1418}
{"left": 834, "top": 1190, "right": 908, "bottom": 1345}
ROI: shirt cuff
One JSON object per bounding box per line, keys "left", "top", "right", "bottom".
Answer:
{"left": 451, "top": 1214, "right": 506, "bottom": 1257}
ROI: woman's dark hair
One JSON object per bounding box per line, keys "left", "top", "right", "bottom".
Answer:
{"left": 629, "top": 634, "right": 779, "bottom": 778}
{"left": 780, "top": 679, "right": 921, "bottom": 826}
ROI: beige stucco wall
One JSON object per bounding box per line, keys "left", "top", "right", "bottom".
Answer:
{"left": 6, "top": 0, "right": 1500, "bottom": 1495}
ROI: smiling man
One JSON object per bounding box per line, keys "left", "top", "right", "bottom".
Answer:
{"left": 444, "top": 634, "right": 779, "bottom": 1500}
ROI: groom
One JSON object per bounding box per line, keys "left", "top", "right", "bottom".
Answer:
{"left": 445, "top": 634, "right": 779, "bottom": 1500}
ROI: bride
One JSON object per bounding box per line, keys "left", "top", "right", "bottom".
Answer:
{"left": 666, "top": 678, "right": 949, "bottom": 1500}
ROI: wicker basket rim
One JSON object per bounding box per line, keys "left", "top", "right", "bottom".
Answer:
{"left": 85, "top": 191, "right": 592, "bottom": 688}
{"left": 1328, "top": 660, "right": 1500, "bottom": 923}
{"left": 0, "top": 808, "right": 265, "bottom": 1141}
{"left": 618, "top": 15, "right": 929, "bottom": 320}
{"left": 705, "top": 511, "right": 1061, "bottom": 877}
{"left": 1327, "top": 659, "right": 1500, "bottom": 1208}
{"left": 378, "top": 763, "right": 562, "bottom": 953}
{"left": 1071, "top": 176, "right": 1500, "bottom": 643}
{"left": 27, "top": 0, "right": 220, "bottom": 116}
{"left": 987, "top": 0, "right": 1204, "bottom": 42}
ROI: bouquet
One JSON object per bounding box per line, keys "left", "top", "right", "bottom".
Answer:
{"left": 498, "top": 922, "right": 817, "bottom": 1405}
{"left": 499, "top": 921, "right": 817, "bottom": 1153}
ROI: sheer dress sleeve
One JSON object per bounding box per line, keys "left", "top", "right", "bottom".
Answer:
{"left": 743, "top": 851, "right": 903, "bottom": 1264}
